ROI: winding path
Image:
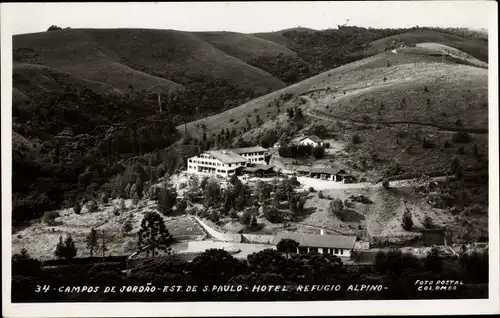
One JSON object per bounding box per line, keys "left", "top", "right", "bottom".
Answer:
{"left": 301, "top": 95, "right": 488, "bottom": 135}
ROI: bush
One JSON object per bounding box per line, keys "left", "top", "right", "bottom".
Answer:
{"left": 73, "top": 199, "right": 81, "bottom": 214}
{"left": 351, "top": 134, "right": 361, "bottom": 144}
{"left": 423, "top": 216, "right": 434, "bottom": 229}
{"left": 452, "top": 131, "right": 471, "bottom": 143}
{"left": 263, "top": 206, "right": 284, "bottom": 223}
{"left": 402, "top": 206, "right": 413, "bottom": 231}
{"left": 87, "top": 200, "right": 98, "bottom": 213}
{"left": 382, "top": 179, "right": 390, "bottom": 189}
{"left": 323, "top": 142, "right": 330, "bottom": 148}
{"left": 308, "top": 187, "right": 315, "bottom": 193}
{"left": 328, "top": 198, "right": 344, "bottom": 216}
{"left": 422, "top": 137, "right": 434, "bottom": 149}
{"left": 240, "top": 210, "right": 252, "bottom": 226}
{"left": 123, "top": 220, "right": 133, "bottom": 234}
{"left": 43, "top": 211, "right": 60, "bottom": 225}
{"left": 312, "top": 146, "right": 325, "bottom": 159}
{"left": 318, "top": 191, "right": 324, "bottom": 199}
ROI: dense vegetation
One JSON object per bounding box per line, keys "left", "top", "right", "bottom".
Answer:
{"left": 12, "top": 244, "right": 488, "bottom": 302}
{"left": 12, "top": 88, "right": 180, "bottom": 227}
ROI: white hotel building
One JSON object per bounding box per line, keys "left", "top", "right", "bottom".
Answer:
{"left": 186, "top": 146, "right": 267, "bottom": 177}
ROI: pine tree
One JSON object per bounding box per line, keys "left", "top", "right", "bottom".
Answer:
{"left": 54, "top": 236, "right": 65, "bottom": 259}
{"left": 85, "top": 228, "right": 99, "bottom": 257}
{"left": 137, "top": 212, "right": 173, "bottom": 257}
{"left": 402, "top": 202, "right": 414, "bottom": 231}
{"left": 64, "top": 235, "right": 77, "bottom": 259}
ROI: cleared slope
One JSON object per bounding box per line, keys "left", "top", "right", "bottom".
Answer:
{"left": 179, "top": 44, "right": 488, "bottom": 137}
{"left": 195, "top": 31, "right": 297, "bottom": 62}
{"left": 367, "top": 30, "right": 488, "bottom": 62}
{"left": 13, "top": 29, "right": 184, "bottom": 94}
{"left": 13, "top": 63, "right": 123, "bottom": 99}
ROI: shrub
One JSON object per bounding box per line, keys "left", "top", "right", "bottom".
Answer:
{"left": 157, "top": 187, "right": 177, "bottom": 215}
{"left": 329, "top": 198, "right": 344, "bottom": 216}
{"left": 263, "top": 206, "right": 284, "bottom": 223}
{"left": 43, "top": 211, "right": 60, "bottom": 225}
{"left": 208, "top": 210, "right": 220, "bottom": 223}
{"left": 452, "top": 131, "right": 471, "bottom": 143}
{"left": 240, "top": 210, "right": 252, "bottom": 226}
{"left": 323, "top": 142, "right": 330, "bottom": 148}
{"left": 422, "top": 137, "right": 434, "bottom": 149}
{"left": 73, "top": 199, "right": 81, "bottom": 214}
{"left": 423, "top": 216, "right": 434, "bottom": 229}
{"left": 351, "top": 134, "right": 361, "bottom": 144}
{"left": 308, "top": 187, "right": 315, "bottom": 193}
{"left": 113, "top": 208, "right": 120, "bottom": 216}
{"left": 402, "top": 205, "right": 413, "bottom": 231}
{"left": 318, "top": 191, "right": 324, "bottom": 199}
{"left": 312, "top": 146, "right": 325, "bottom": 159}
{"left": 87, "top": 200, "right": 99, "bottom": 213}
{"left": 123, "top": 220, "right": 133, "bottom": 235}
{"left": 382, "top": 179, "right": 390, "bottom": 189}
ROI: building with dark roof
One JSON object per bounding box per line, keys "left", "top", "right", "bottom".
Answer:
{"left": 292, "top": 166, "right": 355, "bottom": 183}
{"left": 272, "top": 232, "right": 358, "bottom": 257}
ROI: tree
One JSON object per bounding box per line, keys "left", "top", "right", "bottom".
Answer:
{"left": 43, "top": 211, "right": 60, "bottom": 225}
{"left": 312, "top": 146, "right": 325, "bottom": 159}
{"left": 190, "top": 249, "right": 243, "bottom": 285}
{"left": 402, "top": 203, "right": 413, "bottom": 231}
{"left": 351, "top": 134, "right": 361, "bottom": 144}
{"left": 250, "top": 215, "right": 258, "bottom": 228}
{"left": 123, "top": 220, "right": 133, "bottom": 235}
{"left": 425, "top": 246, "right": 442, "bottom": 272}
{"left": 263, "top": 205, "right": 284, "bottom": 223}
{"left": 54, "top": 236, "right": 65, "bottom": 259}
{"left": 135, "top": 178, "right": 144, "bottom": 199}
{"left": 329, "top": 198, "right": 344, "bottom": 216}
{"left": 276, "top": 239, "right": 299, "bottom": 258}
{"left": 85, "top": 228, "right": 99, "bottom": 257}
{"left": 64, "top": 235, "right": 77, "bottom": 260}
{"left": 204, "top": 178, "right": 221, "bottom": 207}
{"left": 74, "top": 198, "right": 82, "bottom": 214}
{"left": 156, "top": 186, "right": 177, "bottom": 215}
{"left": 240, "top": 209, "right": 252, "bottom": 226}
{"left": 47, "top": 25, "right": 62, "bottom": 31}
{"left": 137, "top": 211, "right": 173, "bottom": 257}
{"left": 423, "top": 216, "right": 434, "bottom": 229}
{"left": 382, "top": 179, "right": 390, "bottom": 189}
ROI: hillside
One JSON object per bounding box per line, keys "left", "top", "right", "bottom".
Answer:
{"left": 366, "top": 30, "right": 488, "bottom": 62}
{"left": 179, "top": 43, "right": 488, "bottom": 137}
{"left": 12, "top": 28, "right": 287, "bottom": 103}
{"left": 195, "top": 31, "right": 297, "bottom": 62}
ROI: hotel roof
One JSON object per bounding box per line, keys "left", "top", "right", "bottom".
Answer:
{"left": 271, "top": 232, "right": 357, "bottom": 249}
{"left": 230, "top": 146, "right": 267, "bottom": 154}
{"left": 205, "top": 150, "right": 247, "bottom": 164}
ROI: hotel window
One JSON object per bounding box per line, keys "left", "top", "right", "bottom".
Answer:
{"left": 340, "top": 250, "right": 344, "bottom": 255}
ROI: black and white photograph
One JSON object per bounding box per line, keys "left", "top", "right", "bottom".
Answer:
{"left": 1, "top": 1, "right": 499, "bottom": 316}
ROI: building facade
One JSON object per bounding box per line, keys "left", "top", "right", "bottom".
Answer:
{"left": 271, "top": 232, "right": 358, "bottom": 258}
{"left": 186, "top": 146, "right": 268, "bottom": 177}
{"left": 298, "top": 135, "right": 323, "bottom": 147}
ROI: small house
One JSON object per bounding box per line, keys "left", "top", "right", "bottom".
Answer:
{"left": 271, "top": 232, "right": 358, "bottom": 258}
{"left": 297, "top": 135, "right": 323, "bottom": 147}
